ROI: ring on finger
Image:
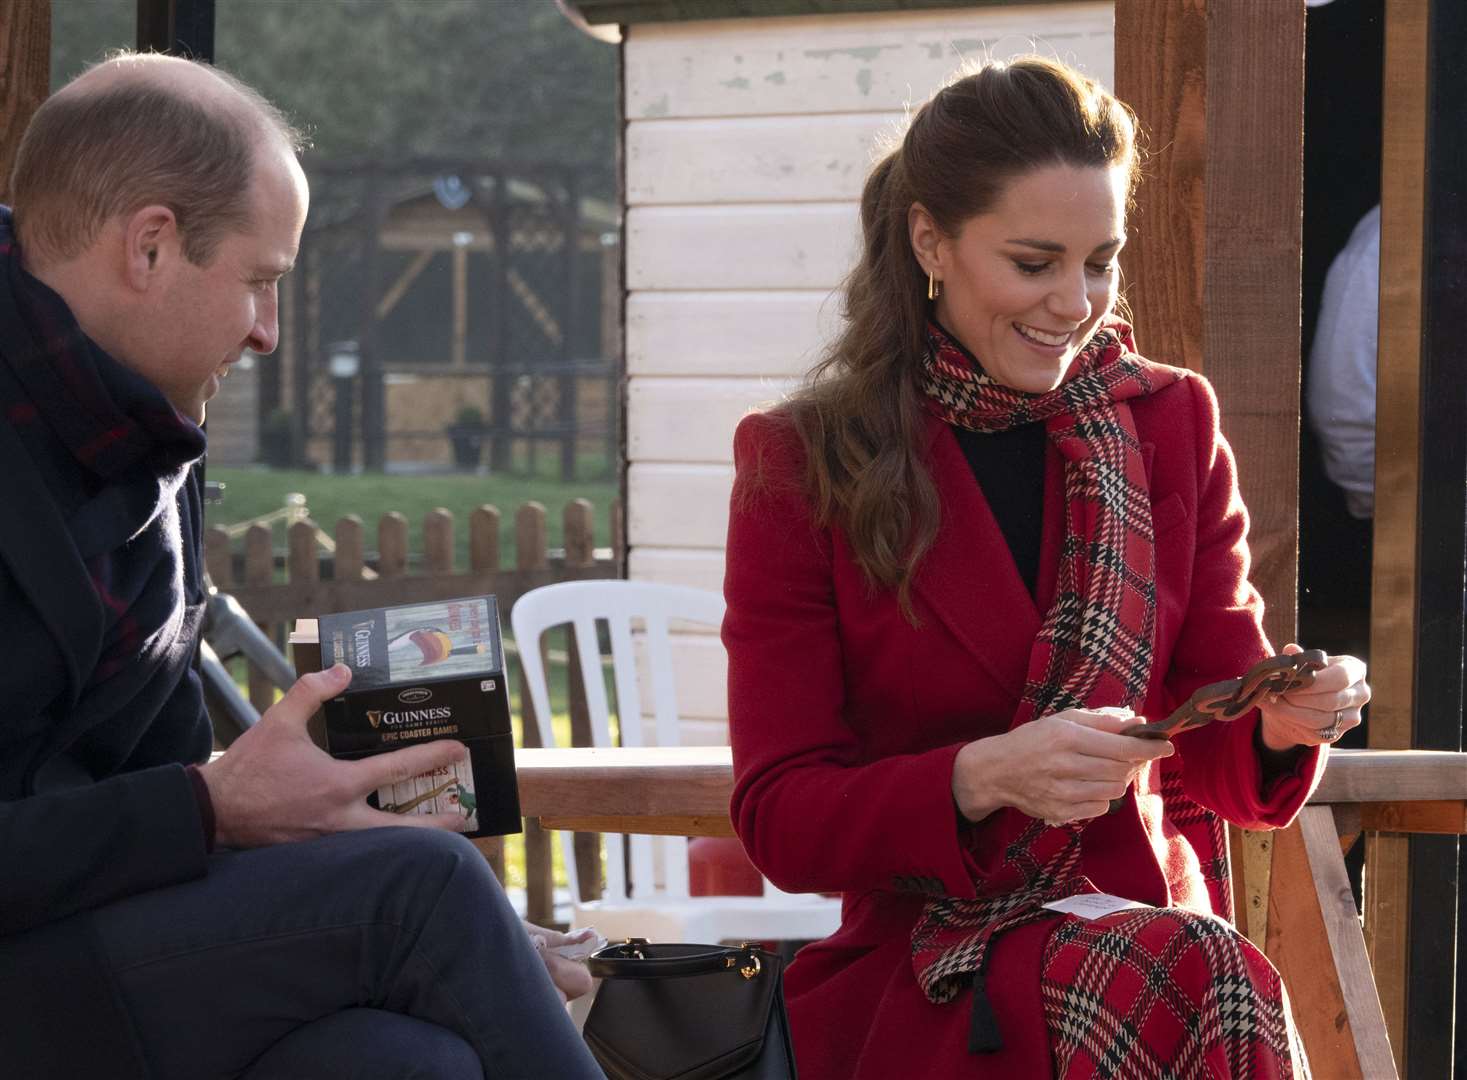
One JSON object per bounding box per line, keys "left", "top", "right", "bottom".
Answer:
{"left": 1316, "top": 708, "right": 1344, "bottom": 741}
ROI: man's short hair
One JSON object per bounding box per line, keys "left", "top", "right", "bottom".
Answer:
{"left": 9, "top": 53, "right": 306, "bottom": 267}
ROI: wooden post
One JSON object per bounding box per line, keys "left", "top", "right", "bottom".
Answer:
{"left": 563, "top": 499, "right": 603, "bottom": 900}
{"left": 0, "top": 0, "right": 50, "bottom": 207}
{"left": 422, "top": 508, "right": 454, "bottom": 575}
{"left": 469, "top": 505, "right": 506, "bottom": 882}
{"left": 1115, "top": 0, "right": 1312, "bottom": 1053}
{"left": 244, "top": 524, "right": 276, "bottom": 715}
{"left": 334, "top": 516, "right": 366, "bottom": 582}
{"left": 516, "top": 502, "right": 555, "bottom": 925}
{"left": 378, "top": 512, "right": 408, "bottom": 579}
{"left": 1368, "top": 2, "right": 1427, "bottom": 1072}
{"left": 204, "top": 527, "right": 233, "bottom": 589}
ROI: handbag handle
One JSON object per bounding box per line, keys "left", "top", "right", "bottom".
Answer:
{"left": 588, "top": 939, "right": 766, "bottom": 981}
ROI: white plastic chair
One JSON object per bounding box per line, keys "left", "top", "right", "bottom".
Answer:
{"left": 511, "top": 580, "right": 841, "bottom": 944}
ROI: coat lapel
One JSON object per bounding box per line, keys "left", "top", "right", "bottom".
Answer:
{"left": 912, "top": 415, "right": 1044, "bottom": 699}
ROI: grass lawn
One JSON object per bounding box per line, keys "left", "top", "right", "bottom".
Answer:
{"left": 206, "top": 464, "right": 620, "bottom": 569}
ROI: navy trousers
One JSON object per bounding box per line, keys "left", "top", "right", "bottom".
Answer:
{"left": 90, "top": 827, "right": 604, "bottom": 1079}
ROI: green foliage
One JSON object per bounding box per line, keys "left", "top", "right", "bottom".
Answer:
{"left": 49, "top": 0, "right": 618, "bottom": 196}
{"left": 454, "top": 404, "right": 487, "bottom": 428}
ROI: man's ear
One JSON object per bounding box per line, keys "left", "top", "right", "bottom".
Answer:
{"left": 907, "top": 201, "right": 945, "bottom": 278}
{"left": 121, "top": 205, "right": 181, "bottom": 292}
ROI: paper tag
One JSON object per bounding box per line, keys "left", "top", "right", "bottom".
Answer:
{"left": 1042, "top": 893, "right": 1153, "bottom": 920}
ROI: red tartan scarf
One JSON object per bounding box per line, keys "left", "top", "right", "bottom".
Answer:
{"left": 910, "top": 317, "right": 1184, "bottom": 1053}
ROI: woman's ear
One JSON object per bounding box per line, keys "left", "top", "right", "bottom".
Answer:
{"left": 908, "top": 202, "right": 944, "bottom": 277}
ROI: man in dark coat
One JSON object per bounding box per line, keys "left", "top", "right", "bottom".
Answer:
{"left": 0, "top": 53, "right": 604, "bottom": 1080}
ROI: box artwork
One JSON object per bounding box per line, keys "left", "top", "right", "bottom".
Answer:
{"left": 318, "top": 595, "right": 521, "bottom": 838}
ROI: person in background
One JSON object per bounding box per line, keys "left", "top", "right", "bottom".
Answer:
{"left": 1306, "top": 204, "right": 1380, "bottom": 521}
{"left": 0, "top": 52, "right": 602, "bottom": 1080}
{"left": 723, "top": 57, "right": 1369, "bottom": 1078}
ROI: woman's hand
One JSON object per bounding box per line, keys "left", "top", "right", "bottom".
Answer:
{"left": 1257, "top": 643, "right": 1369, "bottom": 750}
{"left": 525, "top": 923, "right": 596, "bottom": 1003}
{"left": 951, "top": 708, "right": 1175, "bottom": 826}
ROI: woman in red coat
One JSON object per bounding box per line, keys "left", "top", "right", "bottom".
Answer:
{"left": 722, "top": 58, "right": 1369, "bottom": 1079}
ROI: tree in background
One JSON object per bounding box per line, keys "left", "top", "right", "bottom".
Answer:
{"left": 50, "top": 0, "right": 618, "bottom": 197}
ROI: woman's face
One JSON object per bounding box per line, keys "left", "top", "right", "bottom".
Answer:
{"left": 911, "top": 163, "right": 1128, "bottom": 394}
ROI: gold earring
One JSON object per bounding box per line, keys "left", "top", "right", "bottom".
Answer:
{"left": 927, "top": 271, "right": 941, "bottom": 301}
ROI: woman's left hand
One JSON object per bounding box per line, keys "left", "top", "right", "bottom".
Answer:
{"left": 525, "top": 922, "right": 597, "bottom": 1003}
{"left": 1256, "top": 643, "right": 1370, "bottom": 750}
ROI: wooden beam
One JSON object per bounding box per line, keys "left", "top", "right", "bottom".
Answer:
{"left": 1115, "top": 0, "right": 1304, "bottom": 652}
{"left": 1369, "top": 1, "right": 1430, "bottom": 1069}
{"left": 1265, "top": 807, "right": 1398, "bottom": 1079}
{"left": 0, "top": 0, "right": 50, "bottom": 207}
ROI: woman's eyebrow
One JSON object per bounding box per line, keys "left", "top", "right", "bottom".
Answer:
{"left": 1004, "top": 237, "right": 1126, "bottom": 254}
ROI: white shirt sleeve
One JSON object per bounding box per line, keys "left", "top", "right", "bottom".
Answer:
{"left": 1306, "top": 205, "right": 1380, "bottom": 519}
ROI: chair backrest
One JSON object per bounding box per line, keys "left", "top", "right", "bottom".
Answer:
{"left": 511, "top": 580, "right": 726, "bottom": 904}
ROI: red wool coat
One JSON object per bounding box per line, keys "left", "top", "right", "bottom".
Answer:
{"left": 722, "top": 369, "right": 1326, "bottom": 1080}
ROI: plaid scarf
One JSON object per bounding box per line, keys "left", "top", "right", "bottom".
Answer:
{"left": 911, "top": 318, "right": 1183, "bottom": 1052}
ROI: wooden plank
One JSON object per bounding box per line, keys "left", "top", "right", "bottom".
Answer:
{"left": 378, "top": 512, "right": 408, "bottom": 579}
{"left": 334, "top": 516, "right": 366, "bottom": 581}
{"left": 628, "top": 547, "right": 727, "bottom": 594}
{"left": 469, "top": 505, "right": 502, "bottom": 573}
{"left": 1265, "top": 806, "right": 1397, "bottom": 1079}
{"left": 627, "top": 463, "right": 734, "bottom": 549}
{"left": 627, "top": 204, "right": 859, "bottom": 291}
{"left": 1359, "top": 800, "right": 1467, "bottom": 835}
{"left": 244, "top": 524, "right": 276, "bottom": 714}
{"left": 514, "top": 746, "right": 733, "bottom": 821}
{"left": 423, "top": 509, "right": 454, "bottom": 574}
{"left": 1309, "top": 749, "right": 1467, "bottom": 804}
{"left": 0, "top": 0, "right": 49, "bottom": 207}
{"left": 562, "top": 499, "right": 604, "bottom": 902}
{"left": 204, "top": 526, "right": 233, "bottom": 588}
{"left": 632, "top": 634, "right": 728, "bottom": 723}
{"left": 1199, "top": 1, "right": 1304, "bottom": 655}
{"left": 1368, "top": 4, "right": 1430, "bottom": 1062}
{"left": 540, "top": 814, "right": 734, "bottom": 838}
{"left": 627, "top": 290, "right": 837, "bottom": 378}
{"left": 623, "top": 4, "right": 1114, "bottom": 120}
{"left": 627, "top": 376, "right": 796, "bottom": 463}
{"left": 515, "top": 503, "right": 554, "bottom": 926}
{"left": 628, "top": 113, "right": 895, "bottom": 205}
{"left": 1111, "top": 0, "right": 1206, "bottom": 373}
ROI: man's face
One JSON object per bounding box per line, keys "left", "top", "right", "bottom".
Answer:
{"left": 149, "top": 147, "right": 308, "bottom": 423}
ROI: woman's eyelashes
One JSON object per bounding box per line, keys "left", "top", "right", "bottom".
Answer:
{"left": 1009, "top": 258, "right": 1115, "bottom": 277}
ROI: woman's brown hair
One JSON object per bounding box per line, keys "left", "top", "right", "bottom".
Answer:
{"left": 777, "top": 56, "right": 1140, "bottom": 618}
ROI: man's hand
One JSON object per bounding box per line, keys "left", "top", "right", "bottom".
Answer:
{"left": 197, "top": 664, "right": 472, "bottom": 849}
{"left": 525, "top": 923, "right": 597, "bottom": 1003}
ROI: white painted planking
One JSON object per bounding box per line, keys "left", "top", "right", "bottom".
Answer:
{"left": 633, "top": 634, "right": 728, "bottom": 721}
{"left": 627, "top": 291, "right": 840, "bottom": 378}
{"left": 628, "top": 548, "right": 728, "bottom": 596}
{"left": 628, "top": 377, "right": 796, "bottom": 464}
{"left": 627, "top": 204, "right": 859, "bottom": 291}
{"left": 625, "top": 4, "right": 1114, "bottom": 121}
{"left": 628, "top": 113, "right": 902, "bottom": 205}
{"left": 628, "top": 463, "right": 734, "bottom": 549}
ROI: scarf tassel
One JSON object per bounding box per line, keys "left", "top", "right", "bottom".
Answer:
{"left": 967, "top": 953, "right": 1003, "bottom": 1054}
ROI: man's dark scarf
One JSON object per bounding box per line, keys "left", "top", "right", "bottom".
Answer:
{"left": 910, "top": 317, "right": 1183, "bottom": 1052}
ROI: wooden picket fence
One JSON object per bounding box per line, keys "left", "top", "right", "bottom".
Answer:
{"left": 203, "top": 497, "right": 621, "bottom": 924}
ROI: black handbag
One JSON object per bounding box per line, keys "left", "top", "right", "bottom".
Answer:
{"left": 583, "top": 939, "right": 798, "bottom": 1080}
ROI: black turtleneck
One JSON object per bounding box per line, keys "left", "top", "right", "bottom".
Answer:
{"left": 950, "top": 422, "right": 1047, "bottom": 597}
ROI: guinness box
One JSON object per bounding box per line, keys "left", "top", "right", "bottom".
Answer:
{"left": 318, "top": 595, "right": 521, "bottom": 838}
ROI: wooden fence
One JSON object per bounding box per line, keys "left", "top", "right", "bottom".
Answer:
{"left": 203, "top": 497, "right": 621, "bottom": 924}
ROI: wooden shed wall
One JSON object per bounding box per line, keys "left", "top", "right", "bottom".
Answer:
{"left": 623, "top": 2, "right": 1115, "bottom": 739}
